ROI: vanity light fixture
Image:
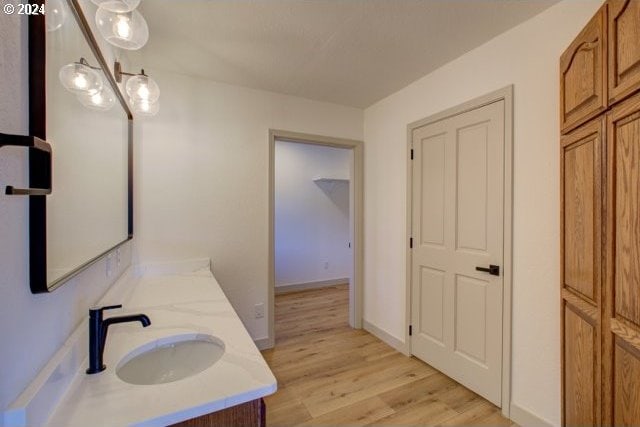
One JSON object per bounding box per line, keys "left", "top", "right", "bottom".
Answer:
{"left": 46, "top": 0, "right": 68, "bottom": 32}
{"left": 95, "top": 6, "right": 149, "bottom": 50}
{"left": 59, "top": 58, "right": 103, "bottom": 95}
{"left": 114, "top": 61, "right": 160, "bottom": 116}
{"left": 125, "top": 73, "right": 160, "bottom": 103}
{"left": 130, "top": 98, "right": 159, "bottom": 116}
{"left": 77, "top": 85, "right": 116, "bottom": 111}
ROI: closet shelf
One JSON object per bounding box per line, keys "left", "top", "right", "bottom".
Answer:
{"left": 312, "top": 177, "right": 349, "bottom": 183}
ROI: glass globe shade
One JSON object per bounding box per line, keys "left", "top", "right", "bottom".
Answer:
{"left": 95, "top": 8, "right": 148, "bottom": 50}
{"left": 131, "top": 98, "right": 159, "bottom": 116}
{"left": 46, "top": 0, "right": 67, "bottom": 32}
{"left": 59, "top": 62, "right": 103, "bottom": 94}
{"left": 91, "top": 0, "right": 140, "bottom": 13}
{"left": 77, "top": 86, "right": 116, "bottom": 111}
{"left": 125, "top": 74, "right": 160, "bottom": 103}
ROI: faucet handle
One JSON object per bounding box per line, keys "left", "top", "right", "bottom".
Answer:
{"left": 89, "top": 304, "right": 123, "bottom": 316}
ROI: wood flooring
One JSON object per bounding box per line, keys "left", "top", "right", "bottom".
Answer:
{"left": 261, "top": 285, "right": 515, "bottom": 426}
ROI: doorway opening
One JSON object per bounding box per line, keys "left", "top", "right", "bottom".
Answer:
{"left": 268, "top": 130, "right": 363, "bottom": 348}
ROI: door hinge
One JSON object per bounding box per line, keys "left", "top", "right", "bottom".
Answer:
{"left": 410, "top": 149, "right": 414, "bottom": 160}
{"left": 409, "top": 237, "right": 413, "bottom": 249}
{"left": 409, "top": 325, "right": 413, "bottom": 336}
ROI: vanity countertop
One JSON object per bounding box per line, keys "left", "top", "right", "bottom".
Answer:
{"left": 45, "top": 268, "right": 277, "bottom": 427}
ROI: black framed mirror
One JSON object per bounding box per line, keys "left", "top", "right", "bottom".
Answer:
{"left": 28, "top": 0, "right": 133, "bottom": 293}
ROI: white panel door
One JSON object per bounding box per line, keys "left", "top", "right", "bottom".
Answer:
{"left": 411, "top": 100, "right": 504, "bottom": 406}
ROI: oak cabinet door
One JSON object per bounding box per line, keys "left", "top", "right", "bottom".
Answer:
{"left": 560, "top": 6, "right": 607, "bottom": 134}
{"left": 608, "top": 0, "right": 640, "bottom": 105}
{"left": 561, "top": 117, "right": 604, "bottom": 426}
{"left": 604, "top": 92, "right": 640, "bottom": 426}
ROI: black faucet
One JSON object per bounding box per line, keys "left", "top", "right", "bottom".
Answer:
{"left": 86, "top": 304, "right": 151, "bottom": 374}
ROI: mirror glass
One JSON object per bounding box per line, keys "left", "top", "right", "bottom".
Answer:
{"left": 45, "top": 2, "right": 130, "bottom": 287}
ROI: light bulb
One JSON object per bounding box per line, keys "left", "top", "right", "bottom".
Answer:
{"left": 95, "top": 7, "right": 148, "bottom": 50}
{"left": 131, "top": 98, "right": 159, "bottom": 116}
{"left": 91, "top": 93, "right": 104, "bottom": 104}
{"left": 78, "top": 86, "right": 116, "bottom": 111}
{"left": 137, "top": 83, "right": 149, "bottom": 100}
{"left": 59, "top": 62, "right": 103, "bottom": 94}
{"left": 114, "top": 14, "right": 132, "bottom": 39}
{"left": 73, "top": 73, "right": 88, "bottom": 90}
{"left": 126, "top": 74, "right": 160, "bottom": 103}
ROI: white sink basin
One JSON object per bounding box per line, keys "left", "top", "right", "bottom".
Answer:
{"left": 116, "top": 334, "right": 225, "bottom": 385}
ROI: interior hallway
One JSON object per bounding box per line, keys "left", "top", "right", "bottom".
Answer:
{"left": 261, "top": 285, "right": 515, "bottom": 426}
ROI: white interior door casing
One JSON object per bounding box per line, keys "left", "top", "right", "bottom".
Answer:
{"left": 410, "top": 100, "right": 505, "bottom": 406}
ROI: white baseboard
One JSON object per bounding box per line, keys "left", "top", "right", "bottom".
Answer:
{"left": 509, "top": 402, "right": 553, "bottom": 427}
{"left": 254, "top": 337, "right": 274, "bottom": 350}
{"left": 275, "top": 277, "right": 349, "bottom": 295}
{"left": 363, "top": 320, "right": 409, "bottom": 355}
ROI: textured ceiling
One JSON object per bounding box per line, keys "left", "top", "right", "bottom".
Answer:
{"left": 131, "top": 0, "right": 559, "bottom": 108}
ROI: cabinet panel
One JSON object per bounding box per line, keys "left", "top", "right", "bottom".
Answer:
{"left": 605, "top": 92, "right": 640, "bottom": 426}
{"left": 561, "top": 117, "right": 604, "bottom": 303}
{"left": 563, "top": 304, "right": 598, "bottom": 427}
{"left": 560, "top": 6, "right": 607, "bottom": 133}
{"left": 613, "top": 340, "right": 640, "bottom": 426}
{"left": 611, "top": 97, "right": 640, "bottom": 326}
{"left": 609, "top": 0, "right": 640, "bottom": 104}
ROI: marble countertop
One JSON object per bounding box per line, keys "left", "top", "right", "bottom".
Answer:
{"left": 45, "top": 268, "right": 277, "bottom": 427}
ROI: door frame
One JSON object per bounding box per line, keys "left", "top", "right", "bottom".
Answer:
{"left": 267, "top": 129, "right": 364, "bottom": 349}
{"left": 405, "top": 85, "right": 514, "bottom": 417}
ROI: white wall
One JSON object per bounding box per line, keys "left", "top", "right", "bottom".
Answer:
{"left": 362, "top": 1, "right": 602, "bottom": 425}
{"left": 275, "top": 141, "right": 351, "bottom": 287}
{"left": 134, "top": 70, "right": 363, "bottom": 341}
{"left": 0, "top": 8, "right": 132, "bottom": 416}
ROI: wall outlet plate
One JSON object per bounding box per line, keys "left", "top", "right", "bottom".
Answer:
{"left": 106, "top": 253, "right": 113, "bottom": 278}
{"left": 255, "top": 303, "right": 265, "bottom": 319}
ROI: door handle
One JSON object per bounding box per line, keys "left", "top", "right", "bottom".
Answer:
{"left": 476, "top": 265, "right": 500, "bottom": 276}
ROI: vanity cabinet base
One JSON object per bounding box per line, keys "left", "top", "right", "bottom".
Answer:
{"left": 172, "top": 398, "right": 265, "bottom": 427}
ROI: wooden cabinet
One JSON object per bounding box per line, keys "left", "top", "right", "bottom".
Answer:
{"left": 608, "top": 0, "right": 640, "bottom": 105}
{"left": 560, "top": 6, "right": 607, "bottom": 134}
{"left": 561, "top": 3, "right": 640, "bottom": 426}
{"left": 171, "top": 399, "right": 266, "bottom": 427}
{"left": 604, "top": 92, "right": 640, "bottom": 427}
{"left": 561, "top": 117, "right": 604, "bottom": 427}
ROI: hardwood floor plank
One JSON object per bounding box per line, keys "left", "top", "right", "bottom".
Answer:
{"left": 299, "top": 396, "right": 394, "bottom": 426}
{"left": 437, "top": 400, "right": 511, "bottom": 426}
{"left": 371, "top": 399, "right": 458, "bottom": 426}
{"left": 262, "top": 285, "right": 515, "bottom": 426}
{"left": 378, "top": 373, "right": 458, "bottom": 411}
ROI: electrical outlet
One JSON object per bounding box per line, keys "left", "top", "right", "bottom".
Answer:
{"left": 106, "top": 253, "right": 113, "bottom": 278}
{"left": 255, "top": 303, "right": 265, "bottom": 319}
{"left": 324, "top": 261, "right": 329, "bottom": 270}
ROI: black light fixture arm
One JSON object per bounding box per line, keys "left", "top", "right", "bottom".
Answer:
{"left": 78, "top": 57, "right": 101, "bottom": 70}
{"left": 114, "top": 60, "right": 148, "bottom": 83}
{"left": 0, "top": 132, "right": 52, "bottom": 196}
